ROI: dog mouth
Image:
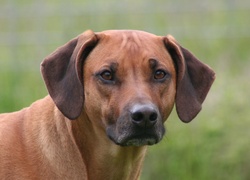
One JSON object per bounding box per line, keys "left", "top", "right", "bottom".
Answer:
{"left": 120, "top": 135, "right": 159, "bottom": 146}
{"left": 107, "top": 130, "right": 163, "bottom": 147}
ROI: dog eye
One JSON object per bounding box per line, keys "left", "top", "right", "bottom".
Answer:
{"left": 154, "top": 70, "right": 167, "bottom": 80}
{"left": 100, "top": 70, "right": 113, "bottom": 81}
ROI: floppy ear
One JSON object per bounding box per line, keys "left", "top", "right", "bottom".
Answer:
{"left": 41, "top": 30, "right": 98, "bottom": 120}
{"left": 164, "top": 35, "right": 215, "bottom": 123}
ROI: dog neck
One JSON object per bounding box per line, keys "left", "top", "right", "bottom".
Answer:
{"left": 68, "top": 112, "right": 148, "bottom": 180}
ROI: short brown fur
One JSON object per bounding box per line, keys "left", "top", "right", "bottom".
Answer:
{"left": 0, "top": 30, "right": 215, "bottom": 179}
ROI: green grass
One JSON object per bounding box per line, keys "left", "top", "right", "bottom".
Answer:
{"left": 1, "top": 0, "right": 250, "bottom": 179}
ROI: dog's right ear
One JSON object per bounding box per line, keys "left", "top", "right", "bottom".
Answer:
{"left": 41, "top": 30, "right": 98, "bottom": 120}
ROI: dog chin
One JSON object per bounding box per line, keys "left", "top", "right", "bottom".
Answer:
{"left": 121, "top": 137, "right": 158, "bottom": 146}
{"left": 109, "top": 134, "right": 162, "bottom": 147}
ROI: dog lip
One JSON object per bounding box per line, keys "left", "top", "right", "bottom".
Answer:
{"left": 116, "top": 134, "right": 160, "bottom": 147}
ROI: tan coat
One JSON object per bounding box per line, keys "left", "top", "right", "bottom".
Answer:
{"left": 0, "top": 30, "right": 215, "bottom": 180}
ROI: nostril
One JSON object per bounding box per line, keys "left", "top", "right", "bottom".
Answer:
{"left": 131, "top": 112, "right": 144, "bottom": 121}
{"left": 149, "top": 112, "right": 158, "bottom": 121}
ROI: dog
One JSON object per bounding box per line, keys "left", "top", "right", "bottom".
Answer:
{"left": 0, "top": 30, "right": 215, "bottom": 179}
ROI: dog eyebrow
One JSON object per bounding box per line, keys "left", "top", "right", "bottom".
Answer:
{"left": 110, "top": 62, "right": 119, "bottom": 72}
{"left": 93, "top": 61, "right": 119, "bottom": 77}
{"left": 149, "top": 58, "right": 158, "bottom": 70}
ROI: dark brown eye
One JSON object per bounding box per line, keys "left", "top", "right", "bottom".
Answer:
{"left": 154, "top": 70, "right": 166, "bottom": 80}
{"left": 100, "top": 70, "right": 113, "bottom": 81}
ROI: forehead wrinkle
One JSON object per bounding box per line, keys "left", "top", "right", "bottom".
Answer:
{"left": 120, "top": 33, "right": 127, "bottom": 50}
{"left": 118, "top": 32, "right": 142, "bottom": 53}
{"left": 132, "top": 32, "right": 142, "bottom": 46}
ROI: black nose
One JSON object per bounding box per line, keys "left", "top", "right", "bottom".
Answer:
{"left": 130, "top": 104, "right": 159, "bottom": 128}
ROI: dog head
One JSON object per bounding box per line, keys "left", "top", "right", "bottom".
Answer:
{"left": 41, "top": 30, "right": 215, "bottom": 146}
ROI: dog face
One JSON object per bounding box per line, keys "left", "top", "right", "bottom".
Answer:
{"left": 83, "top": 30, "right": 176, "bottom": 146}
{"left": 41, "top": 30, "right": 215, "bottom": 147}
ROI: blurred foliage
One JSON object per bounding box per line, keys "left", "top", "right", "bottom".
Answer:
{"left": 0, "top": 0, "right": 250, "bottom": 179}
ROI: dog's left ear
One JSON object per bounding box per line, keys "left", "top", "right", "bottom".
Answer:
{"left": 41, "top": 30, "right": 98, "bottom": 120}
{"left": 164, "top": 35, "right": 215, "bottom": 123}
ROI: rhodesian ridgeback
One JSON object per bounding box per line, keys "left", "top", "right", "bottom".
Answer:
{"left": 0, "top": 30, "right": 215, "bottom": 179}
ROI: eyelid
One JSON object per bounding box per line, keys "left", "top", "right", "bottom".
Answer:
{"left": 153, "top": 69, "right": 171, "bottom": 82}
{"left": 100, "top": 70, "right": 113, "bottom": 81}
{"left": 95, "top": 68, "right": 116, "bottom": 84}
{"left": 97, "top": 69, "right": 113, "bottom": 77}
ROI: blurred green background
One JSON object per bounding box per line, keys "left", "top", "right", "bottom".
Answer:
{"left": 0, "top": 0, "right": 250, "bottom": 179}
